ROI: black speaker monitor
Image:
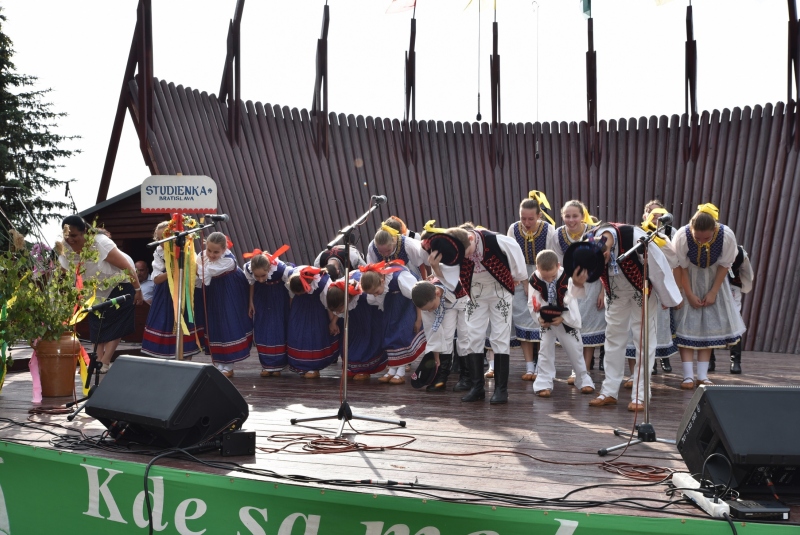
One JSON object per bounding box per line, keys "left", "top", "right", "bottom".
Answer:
{"left": 85, "top": 356, "right": 248, "bottom": 448}
{"left": 676, "top": 385, "right": 800, "bottom": 495}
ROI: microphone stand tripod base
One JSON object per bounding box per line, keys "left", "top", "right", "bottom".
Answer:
{"left": 291, "top": 400, "right": 407, "bottom": 439}
{"left": 598, "top": 423, "right": 674, "bottom": 456}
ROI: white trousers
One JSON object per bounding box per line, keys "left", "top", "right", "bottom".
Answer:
{"left": 464, "top": 271, "right": 513, "bottom": 354}
{"left": 534, "top": 324, "right": 594, "bottom": 392}
{"left": 601, "top": 276, "right": 658, "bottom": 403}
{"left": 423, "top": 297, "right": 470, "bottom": 355}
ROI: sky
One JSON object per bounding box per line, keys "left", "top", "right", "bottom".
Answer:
{"left": 2, "top": 0, "right": 791, "bottom": 242}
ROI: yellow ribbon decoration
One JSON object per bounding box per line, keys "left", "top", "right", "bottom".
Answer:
{"left": 423, "top": 220, "right": 448, "bottom": 234}
{"left": 581, "top": 210, "right": 600, "bottom": 227}
{"left": 69, "top": 289, "right": 96, "bottom": 325}
{"left": 528, "top": 190, "right": 556, "bottom": 226}
{"left": 698, "top": 203, "right": 719, "bottom": 221}
{"left": 641, "top": 208, "right": 668, "bottom": 248}
{"left": 380, "top": 223, "right": 401, "bottom": 237}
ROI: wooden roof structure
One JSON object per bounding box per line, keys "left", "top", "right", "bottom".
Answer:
{"left": 91, "top": 0, "right": 800, "bottom": 354}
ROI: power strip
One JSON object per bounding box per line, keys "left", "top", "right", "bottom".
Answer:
{"left": 672, "top": 473, "right": 731, "bottom": 519}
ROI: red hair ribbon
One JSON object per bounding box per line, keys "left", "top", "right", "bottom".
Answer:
{"left": 266, "top": 244, "right": 290, "bottom": 264}
{"left": 330, "top": 279, "right": 362, "bottom": 296}
{"left": 299, "top": 266, "right": 323, "bottom": 293}
{"left": 359, "top": 259, "right": 406, "bottom": 275}
{"left": 226, "top": 236, "right": 234, "bottom": 249}
{"left": 242, "top": 248, "right": 263, "bottom": 260}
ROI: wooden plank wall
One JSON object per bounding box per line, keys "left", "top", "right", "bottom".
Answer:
{"left": 130, "top": 79, "right": 799, "bottom": 354}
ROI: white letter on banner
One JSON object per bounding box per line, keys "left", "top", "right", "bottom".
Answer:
{"left": 237, "top": 507, "right": 268, "bottom": 535}
{"left": 361, "top": 523, "right": 419, "bottom": 535}
{"left": 554, "top": 519, "right": 579, "bottom": 535}
{"left": 132, "top": 476, "right": 169, "bottom": 530}
{"left": 175, "top": 498, "right": 207, "bottom": 535}
{"left": 466, "top": 531, "right": 500, "bottom": 535}
{"left": 81, "top": 464, "right": 127, "bottom": 523}
{"left": 277, "top": 513, "right": 321, "bottom": 535}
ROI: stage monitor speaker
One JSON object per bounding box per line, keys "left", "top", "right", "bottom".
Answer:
{"left": 85, "top": 356, "right": 248, "bottom": 448}
{"left": 676, "top": 385, "right": 800, "bottom": 495}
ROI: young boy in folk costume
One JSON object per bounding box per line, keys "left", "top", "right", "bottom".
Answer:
{"left": 360, "top": 260, "right": 426, "bottom": 384}
{"left": 721, "top": 245, "right": 753, "bottom": 374}
{"left": 671, "top": 204, "right": 746, "bottom": 388}
{"left": 367, "top": 219, "right": 429, "bottom": 280}
{"left": 589, "top": 223, "right": 682, "bottom": 412}
{"left": 411, "top": 230, "right": 470, "bottom": 392}
{"left": 428, "top": 223, "right": 527, "bottom": 404}
{"left": 506, "top": 191, "right": 559, "bottom": 382}
{"left": 527, "top": 250, "right": 594, "bottom": 397}
{"left": 555, "top": 200, "right": 606, "bottom": 380}
{"left": 243, "top": 246, "right": 291, "bottom": 377}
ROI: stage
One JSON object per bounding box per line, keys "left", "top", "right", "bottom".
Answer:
{"left": 0, "top": 346, "right": 797, "bottom": 534}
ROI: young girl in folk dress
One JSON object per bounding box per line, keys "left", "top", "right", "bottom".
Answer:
{"left": 555, "top": 200, "right": 606, "bottom": 380}
{"left": 326, "top": 271, "right": 387, "bottom": 379}
{"left": 284, "top": 265, "right": 340, "bottom": 378}
{"left": 671, "top": 204, "right": 746, "bottom": 389}
{"left": 360, "top": 260, "right": 426, "bottom": 384}
{"left": 366, "top": 219, "right": 429, "bottom": 280}
{"left": 243, "top": 246, "right": 291, "bottom": 377}
{"left": 197, "top": 232, "right": 253, "bottom": 377}
{"left": 142, "top": 220, "right": 202, "bottom": 359}
{"left": 507, "top": 192, "right": 559, "bottom": 382}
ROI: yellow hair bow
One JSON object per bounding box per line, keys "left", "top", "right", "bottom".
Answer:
{"left": 697, "top": 203, "right": 719, "bottom": 221}
{"left": 528, "top": 190, "right": 555, "bottom": 226}
{"left": 380, "top": 223, "right": 400, "bottom": 237}
{"left": 581, "top": 210, "right": 600, "bottom": 227}
{"left": 423, "top": 220, "right": 448, "bottom": 234}
{"left": 641, "top": 207, "right": 668, "bottom": 248}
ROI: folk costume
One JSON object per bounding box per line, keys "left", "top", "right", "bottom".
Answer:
{"left": 141, "top": 241, "right": 201, "bottom": 359}
{"left": 458, "top": 228, "right": 527, "bottom": 404}
{"left": 725, "top": 245, "right": 753, "bottom": 374}
{"left": 591, "top": 223, "right": 682, "bottom": 409}
{"left": 367, "top": 228, "right": 429, "bottom": 280}
{"left": 528, "top": 267, "right": 594, "bottom": 394}
{"left": 364, "top": 261, "right": 426, "bottom": 382}
{"left": 671, "top": 222, "right": 746, "bottom": 351}
{"left": 243, "top": 247, "right": 291, "bottom": 374}
{"left": 197, "top": 248, "right": 253, "bottom": 370}
{"left": 284, "top": 266, "right": 340, "bottom": 375}
{"left": 328, "top": 272, "right": 387, "bottom": 377}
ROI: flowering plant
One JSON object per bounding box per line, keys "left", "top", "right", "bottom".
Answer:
{"left": 0, "top": 225, "right": 126, "bottom": 347}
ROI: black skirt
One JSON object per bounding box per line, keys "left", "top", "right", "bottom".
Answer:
{"left": 88, "top": 283, "right": 136, "bottom": 343}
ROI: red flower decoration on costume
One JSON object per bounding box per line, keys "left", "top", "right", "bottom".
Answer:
{"left": 358, "top": 259, "right": 405, "bottom": 275}
{"left": 330, "top": 279, "right": 362, "bottom": 296}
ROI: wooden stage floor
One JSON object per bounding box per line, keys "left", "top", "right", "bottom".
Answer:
{"left": 2, "top": 346, "right": 798, "bottom": 524}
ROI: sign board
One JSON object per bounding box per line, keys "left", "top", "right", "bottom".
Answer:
{"left": 140, "top": 175, "right": 218, "bottom": 214}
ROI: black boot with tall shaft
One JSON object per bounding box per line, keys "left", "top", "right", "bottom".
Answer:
{"left": 729, "top": 340, "right": 742, "bottom": 374}
{"left": 427, "top": 353, "right": 452, "bottom": 392}
{"left": 453, "top": 352, "right": 471, "bottom": 391}
{"left": 461, "top": 353, "right": 486, "bottom": 402}
{"left": 489, "top": 354, "right": 509, "bottom": 404}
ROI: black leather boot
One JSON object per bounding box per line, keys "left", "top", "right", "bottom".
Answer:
{"left": 652, "top": 360, "right": 658, "bottom": 375}
{"left": 489, "top": 354, "right": 509, "bottom": 404}
{"left": 599, "top": 346, "right": 605, "bottom": 371}
{"left": 532, "top": 342, "right": 539, "bottom": 368}
{"left": 453, "top": 353, "right": 471, "bottom": 391}
{"left": 589, "top": 355, "right": 595, "bottom": 370}
{"left": 729, "top": 340, "right": 742, "bottom": 374}
{"left": 427, "top": 353, "right": 452, "bottom": 392}
{"left": 709, "top": 350, "right": 716, "bottom": 372}
{"left": 660, "top": 358, "right": 672, "bottom": 372}
{"left": 461, "top": 353, "right": 486, "bottom": 402}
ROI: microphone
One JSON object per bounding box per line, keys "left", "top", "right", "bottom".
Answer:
{"left": 372, "top": 195, "right": 388, "bottom": 205}
{"left": 658, "top": 213, "right": 673, "bottom": 225}
{"left": 205, "top": 214, "right": 230, "bottom": 222}
{"left": 83, "top": 294, "right": 130, "bottom": 313}
{"left": 0, "top": 186, "right": 19, "bottom": 194}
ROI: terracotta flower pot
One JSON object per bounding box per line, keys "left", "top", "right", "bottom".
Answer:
{"left": 34, "top": 333, "right": 80, "bottom": 397}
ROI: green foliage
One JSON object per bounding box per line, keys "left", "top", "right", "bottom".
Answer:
{"left": 0, "top": 7, "right": 78, "bottom": 250}
{"left": 0, "top": 226, "right": 126, "bottom": 348}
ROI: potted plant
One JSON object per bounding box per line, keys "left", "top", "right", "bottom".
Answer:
{"left": 0, "top": 226, "right": 125, "bottom": 396}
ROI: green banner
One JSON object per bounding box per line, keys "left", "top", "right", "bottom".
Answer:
{"left": 0, "top": 441, "right": 793, "bottom": 534}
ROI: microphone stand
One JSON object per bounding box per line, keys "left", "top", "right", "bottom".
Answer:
{"left": 598, "top": 221, "right": 676, "bottom": 456}
{"left": 290, "top": 199, "right": 406, "bottom": 438}
{"left": 148, "top": 221, "right": 218, "bottom": 360}
{"left": 67, "top": 309, "right": 106, "bottom": 421}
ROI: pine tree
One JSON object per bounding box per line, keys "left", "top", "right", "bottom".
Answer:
{"left": 0, "top": 8, "right": 77, "bottom": 249}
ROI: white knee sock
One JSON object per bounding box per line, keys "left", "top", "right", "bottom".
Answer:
{"left": 489, "top": 360, "right": 495, "bottom": 371}
{"left": 682, "top": 361, "right": 694, "bottom": 381}
{"left": 697, "top": 361, "right": 710, "bottom": 381}
{"left": 386, "top": 367, "right": 397, "bottom": 376}
{"left": 526, "top": 361, "right": 536, "bottom": 374}
{"left": 395, "top": 366, "right": 406, "bottom": 377}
